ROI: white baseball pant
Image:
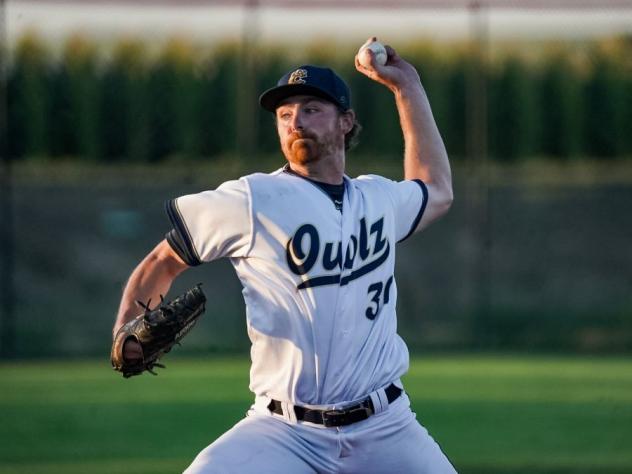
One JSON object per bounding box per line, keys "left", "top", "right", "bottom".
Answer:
{"left": 183, "top": 391, "right": 457, "bottom": 474}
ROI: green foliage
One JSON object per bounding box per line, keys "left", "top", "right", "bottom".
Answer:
{"left": 444, "top": 59, "right": 468, "bottom": 158}
{"left": 164, "top": 39, "right": 203, "bottom": 159}
{"left": 62, "top": 35, "right": 102, "bottom": 160}
{"left": 8, "top": 32, "right": 51, "bottom": 158}
{"left": 539, "top": 49, "right": 583, "bottom": 159}
{"left": 5, "top": 34, "right": 632, "bottom": 162}
{"left": 254, "top": 48, "right": 293, "bottom": 155}
{"left": 100, "top": 39, "right": 150, "bottom": 162}
{"left": 414, "top": 51, "right": 454, "bottom": 156}
{"left": 489, "top": 56, "right": 540, "bottom": 160}
{"left": 145, "top": 42, "right": 183, "bottom": 161}
{"left": 584, "top": 54, "right": 621, "bottom": 158}
{"left": 198, "top": 45, "right": 239, "bottom": 158}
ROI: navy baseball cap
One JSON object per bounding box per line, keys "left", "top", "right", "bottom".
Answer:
{"left": 259, "top": 65, "right": 351, "bottom": 112}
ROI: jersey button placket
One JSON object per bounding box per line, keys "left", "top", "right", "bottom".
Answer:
{"left": 335, "top": 285, "right": 354, "bottom": 380}
{"left": 334, "top": 180, "right": 355, "bottom": 380}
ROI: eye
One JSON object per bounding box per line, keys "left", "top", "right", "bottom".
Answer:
{"left": 278, "top": 111, "right": 292, "bottom": 121}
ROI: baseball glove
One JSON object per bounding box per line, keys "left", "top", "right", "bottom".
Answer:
{"left": 111, "top": 284, "right": 206, "bottom": 378}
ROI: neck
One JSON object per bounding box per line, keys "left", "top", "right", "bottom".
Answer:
{"left": 287, "top": 153, "right": 345, "bottom": 185}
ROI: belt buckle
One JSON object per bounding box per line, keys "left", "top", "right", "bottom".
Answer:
{"left": 322, "top": 405, "right": 372, "bottom": 427}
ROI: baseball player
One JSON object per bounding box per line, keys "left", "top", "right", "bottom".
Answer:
{"left": 113, "top": 38, "right": 456, "bottom": 473}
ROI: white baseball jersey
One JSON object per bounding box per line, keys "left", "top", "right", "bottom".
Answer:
{"left": 166, "top": 166, "right": 428, "bottom": 406}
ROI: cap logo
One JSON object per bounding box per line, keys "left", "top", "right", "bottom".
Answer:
{"left": 288, "top": 68, "right": 308, "bottom": 84}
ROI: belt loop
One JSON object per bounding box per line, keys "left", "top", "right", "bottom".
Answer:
{"left": 369, "top": 386, "right": 390, "bottom": 415}
{"left": 282, "top": 401, "right": 297, "bottom": 423}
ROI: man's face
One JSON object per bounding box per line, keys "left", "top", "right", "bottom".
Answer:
{"left": 275, "top": 95, "right": 348, "bottom": 166}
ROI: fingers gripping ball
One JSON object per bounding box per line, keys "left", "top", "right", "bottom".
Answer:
{"left": 358, "top": 40, "right": 387, "bottom": 68}
{"left": 111, "top": 284, "right": 207, "bottom": 378}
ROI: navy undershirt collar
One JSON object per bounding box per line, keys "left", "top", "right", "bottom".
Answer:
{"left": 283, "top": 164, "right": 345, "bottom": 211}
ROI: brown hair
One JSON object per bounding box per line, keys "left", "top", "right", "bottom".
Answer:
{"left": 343, "top": 114, "right": 362, "bottom": 151}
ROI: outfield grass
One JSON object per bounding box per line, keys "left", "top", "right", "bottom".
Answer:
{"left": 1, "top": 355, "right": 631, "bottom": 474}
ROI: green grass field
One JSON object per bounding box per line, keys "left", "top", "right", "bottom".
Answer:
{"left": 1, "top": 355, "right": 631, "bottom": 474}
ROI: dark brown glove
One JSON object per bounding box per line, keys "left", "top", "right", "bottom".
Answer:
{"left": 111, "top": 284, "right": 206, "bottom": 378}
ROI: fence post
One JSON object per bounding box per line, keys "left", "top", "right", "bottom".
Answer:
{"left": 0, "top": 0, "right": 16, "bottom": 358}
{"left": 236, "top": 0, "right": 259, "bottom": 161}
{"left": 466, "top": 1, "right": 492, "bottom": 338}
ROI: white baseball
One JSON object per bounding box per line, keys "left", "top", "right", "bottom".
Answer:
{"left": 358, "top": 41, "right": 387, "bottom": 68}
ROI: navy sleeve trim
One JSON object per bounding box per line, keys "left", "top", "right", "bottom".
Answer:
{"left": 398, "top": 179, "right": 429, "bottom": 243}
{"left": 165, "top": 199, "right": 202, "bottom": 266}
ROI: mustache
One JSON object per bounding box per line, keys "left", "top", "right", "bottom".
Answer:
{"left": 288, "top": 130, "right": 316, "bottom": 142}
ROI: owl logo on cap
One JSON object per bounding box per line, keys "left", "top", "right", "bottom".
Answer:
{"left": 288, "top": 69, "right": 308, "bottom": 84}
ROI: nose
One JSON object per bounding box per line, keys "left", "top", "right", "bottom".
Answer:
{"left": 289, "top": 109, "right": 304, "bottom": 132}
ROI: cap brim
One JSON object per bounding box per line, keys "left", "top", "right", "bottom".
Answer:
{"left": 259, "top": 84, "right": 344, "bottom": 112}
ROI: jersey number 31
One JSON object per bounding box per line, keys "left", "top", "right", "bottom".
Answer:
{"left": 365, "top": 276, "right": 394, "bottom": 320}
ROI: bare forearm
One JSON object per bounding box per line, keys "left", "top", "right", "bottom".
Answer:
{"left": 113, "top": 240, "right": 187, "bottom": 336}
{"left": 395, "top": 82, "right": 451, "bottom": 189}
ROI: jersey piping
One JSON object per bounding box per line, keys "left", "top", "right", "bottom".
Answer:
{"left": 398, "top": 179, "right": 428, "bottom": 242}
{"left": 165, "top": 199, "right": 203, "bottom": 266}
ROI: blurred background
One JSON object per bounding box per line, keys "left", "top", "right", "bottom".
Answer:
{"left": 1, "top": 1, "right": 632, "bottom": 473}
{"left": 2, "top": 0, "right": 631, "bottom": 358}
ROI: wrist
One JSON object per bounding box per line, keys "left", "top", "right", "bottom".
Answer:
{"left": 392, "top": 79, "right": 425, "bottom": 99}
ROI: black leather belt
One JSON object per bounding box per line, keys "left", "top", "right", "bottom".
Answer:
{"left": 267, "top": 383, "right": 402, "bottom": 427}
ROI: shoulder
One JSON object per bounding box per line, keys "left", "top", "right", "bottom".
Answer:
{"left": 211, "top": 178, "right": 249, "bottom": 197}
{"left": 350, "top": 174, "right": 402, "bottom": 197}
{"left": 177, "top": 178, "right": 248, "bottom": 197}
{"left": 242, "top": 167, "right": 312, "bottom": 200}
{"left": 352, "top": 173, "right": 392, "bottom": 185}
{"left": 166, "top": 178, "right": 254, "bottom": 263}
{"left": 352, "top": 174, "right": 425, "bottom": 195}
{"left": 242, "top": 167, "right": 296, "bottom": 185}
{"left": 188, "top": 168, "right": 287, "bottom": 196}
{"left": 203, "top": 170, "right": 290, "bottom": 199}
{"left": 168, "top": 178, "right": 251, "bottom": 219}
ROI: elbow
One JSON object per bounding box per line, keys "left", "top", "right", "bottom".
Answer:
{"left": 434, "top": 186, "right": 453, "bottom": 218}
{"left": 148, "top": 240, "right": 189, "bottom": 278}
{"left": 416, "top": 185, "right": 452, "bottom": 232}
{"left": 445, "top": 187, "right": 454, "bottom": 212}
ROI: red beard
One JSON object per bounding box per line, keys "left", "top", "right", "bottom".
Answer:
{"left": 284, "top": 131, "right": 319, "bottom": 164}
{"left": 282, "top": 129, "right": 343, "bottom": 165}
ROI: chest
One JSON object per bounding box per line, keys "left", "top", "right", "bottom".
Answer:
{"left": 249, "top": 178, "right": 395, "bottom": 285}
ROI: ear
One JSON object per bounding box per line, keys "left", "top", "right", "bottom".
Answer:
{"left": 339, "top": 109, "right": 355, "bottom": 134}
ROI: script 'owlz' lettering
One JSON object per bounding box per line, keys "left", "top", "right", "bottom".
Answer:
{"left": 285, "top": 216, "right": 390, "bottom": 289}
